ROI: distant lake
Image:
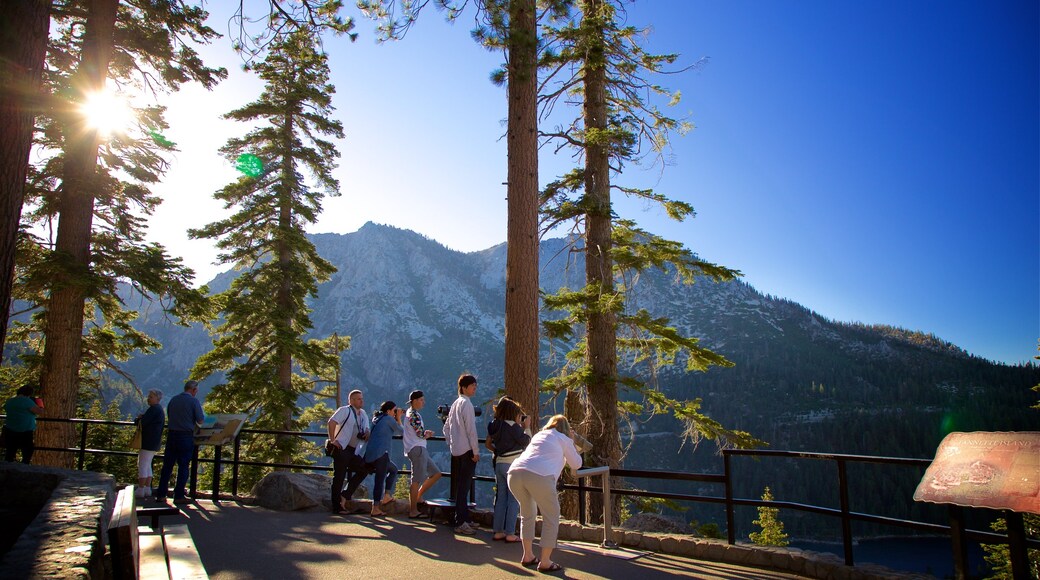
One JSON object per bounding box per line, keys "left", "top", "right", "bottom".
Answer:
{"left": 791, "top": 537, "right": 987, "bottom": 579}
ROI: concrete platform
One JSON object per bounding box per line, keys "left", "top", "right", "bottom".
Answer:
{"left": 172, "top": 500, "right": 814, "bottom": 580}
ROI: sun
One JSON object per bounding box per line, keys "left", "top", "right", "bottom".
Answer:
{"left": 80, "top": 87, "right": 135, "bottom": 137}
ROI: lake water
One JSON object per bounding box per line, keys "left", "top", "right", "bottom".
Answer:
{"left": 791, "top": 537, "right": 987, "bottom": 579}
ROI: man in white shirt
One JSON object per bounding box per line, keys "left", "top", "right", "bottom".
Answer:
{"left": 328, "top": 389, "right": 370, "bottom": 514}
{"left": 443, "top": 374, "right": 480, "bottom": 534}
{"left": 404, "top": 390, "right": 442, "bottom": 518}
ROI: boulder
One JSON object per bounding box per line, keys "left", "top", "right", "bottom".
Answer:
{"left": 251, "top": 472, "right": 333, "bottom": 511}
{"left": 621, "top": 513, "right": 692, "bottom": 535}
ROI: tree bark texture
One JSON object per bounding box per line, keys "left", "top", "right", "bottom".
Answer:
{"left": 503, "top": 0, "right": 541, "bottom": 422}
{"left": 581, "top": 0, "right": 622, "bottom": 524}
{"left": 276, "top": 153, "right": 294, "bottom": 465}
{"left": 37, "top": 0, "right": 118, "bottom": 468}
{"left": 0, "top": 0, "right": 50, "bottom": 350}
{"left": 559, "top": 386, "right": 587, "bottom": 519}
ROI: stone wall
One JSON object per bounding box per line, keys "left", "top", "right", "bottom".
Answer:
{"left": 0, "top": 462, "right": 116, "bottom": 579}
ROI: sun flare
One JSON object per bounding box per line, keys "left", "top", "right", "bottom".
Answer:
{"left": 80, "top": 87, "right": 135, "bottom": 137}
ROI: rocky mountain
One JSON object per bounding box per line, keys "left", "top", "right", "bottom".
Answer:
{"left": 127, "top": 220, "right": 1037, "bottom": 447}
{"left": 114, "top": 222, "right": 1040, "bottom": 534}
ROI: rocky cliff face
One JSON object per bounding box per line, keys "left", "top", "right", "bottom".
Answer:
{"left": 123, "top": 222, "right": 1037, "bottom": 467}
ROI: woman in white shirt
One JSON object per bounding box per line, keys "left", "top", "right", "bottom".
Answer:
{"left": 506, "top": 414, "right": 582, "bottom": 574}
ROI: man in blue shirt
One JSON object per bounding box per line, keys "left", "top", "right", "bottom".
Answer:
{"left": 155, "top": 380, "right": 205, "bottom": 504}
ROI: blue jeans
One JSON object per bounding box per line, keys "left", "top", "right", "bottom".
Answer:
{"left": 371, "top": 454, "right": 398, "bottom": 503}
{"left": 493, "top": 461, "right": 519, "bottom": 534}
{"left": 156, "top": 431, "right": 194, "bottom": 499}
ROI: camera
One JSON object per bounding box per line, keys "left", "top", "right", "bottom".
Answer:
{"left": 436, "top": 403, "right": 481, "bottom": 422}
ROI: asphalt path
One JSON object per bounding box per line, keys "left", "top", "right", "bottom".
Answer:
{"left": 172, "top": 500, "right": 811, "bottom": 580}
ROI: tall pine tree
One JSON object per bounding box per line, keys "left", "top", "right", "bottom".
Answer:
{"left": 22, "top": 0, "right": 223, "bottom": 466}
{"left": 189, "top": 27, "right": 343, "bottom": 469}
{"left": 356, "top": 0, "right": 572, "bottom": 420}
{"left": 538, "top": 0, "right": 760, "bottom": 520}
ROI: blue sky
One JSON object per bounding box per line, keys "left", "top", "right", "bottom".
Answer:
{"left": 148, "top": 0, "right": 1038, "bottom": 365}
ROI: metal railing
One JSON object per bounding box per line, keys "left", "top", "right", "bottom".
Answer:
{"left": 11, "top": 416, "right": 1037, "bottom": 578}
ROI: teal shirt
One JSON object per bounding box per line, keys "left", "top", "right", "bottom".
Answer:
{"left": 4, "top": 396, "right": 37, "bottom": 432}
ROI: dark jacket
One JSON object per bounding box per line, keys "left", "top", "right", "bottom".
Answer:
{"left": 138, "top": 404, "right": 165, "bottom": 452}
{"left": 487, "top": 419, "right": 530, "bottom": 459}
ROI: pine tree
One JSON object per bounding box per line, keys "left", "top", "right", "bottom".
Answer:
{"left": 355, "top": 0, "right": 572, "bottom": 421}
{"left": 749, "top": 487, "right": 789, "bottom": 547}
{"left": 189, "top": 27, "right": 343, "bottom": 471}
{"left": 22, "top": 0, "right": 223, "bottom": 466}
{"left": 537, "top": 0, "right": 760, "bottom": 520}
{"left": 0, "top": 0, "right": 50, "bottom": 352}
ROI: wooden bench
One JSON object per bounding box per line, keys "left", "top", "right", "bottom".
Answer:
{"left": 108, "top": 486, "right": 141, "bottom": 579}
{"left": 108, "top": 486, "right": 208, "bottom": 580}
{"left": 423, "top": 497, "right": 476, "bottom": 524}
{"left": 138, "top": 504, "right": 181, "bottom": 530}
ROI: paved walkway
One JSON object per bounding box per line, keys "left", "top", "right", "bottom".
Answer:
{"left": 174, "top": 501, "right": 809, "bottom": 580}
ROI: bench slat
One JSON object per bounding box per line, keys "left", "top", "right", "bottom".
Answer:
{"left": 164, "top": 524, "right": 208, "bottom": 580}
{"left": 137, "top": 528, "right": 171, "bottom": 580}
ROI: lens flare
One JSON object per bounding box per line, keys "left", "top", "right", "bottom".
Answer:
{"left": 235, "top": 154, "right": 264, "bottom": 178}
{"left": 80, "top": 87, "right": 134, "bottom": 137}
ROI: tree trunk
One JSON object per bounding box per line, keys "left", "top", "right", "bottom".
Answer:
{"left": 503, "top": 0, "right": 540, "bottom": 421}
{"left": 276, "top": 141, "right": 294, "bottom": 467}
{"left": 581, "top": 0, "right": 622, "bottom": 524}
{"left": 36, "top": 0, "right": 118, "bottom": 468}
{"left": 0, "top": 0, "right": 50, "bottom": 350}
{"left": 559, "top": 386, "right": 586, "bottom": 520}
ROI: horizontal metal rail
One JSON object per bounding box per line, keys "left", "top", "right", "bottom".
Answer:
{"left": 10, "top": 414, "right": 1036, "bottom": 576}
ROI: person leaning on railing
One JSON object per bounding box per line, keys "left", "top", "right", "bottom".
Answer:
{"left": 507, "top": 414, "right": 582, "bottom": 574}
{"left": 363, "top": 401, "right": 404, "bottom": 517}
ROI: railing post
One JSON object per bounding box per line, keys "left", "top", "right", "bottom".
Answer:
{"left": 232, "top": 433, "right": 242, "bottom": 497}
{"left": 837, "top": 458, "right": 854, "bottom": 566}
{"left": 724, "top": 450, "right": 735, "bottom": 545}
{"left": 948, "top": 504, "right": 968, "bottom": 580}
{"left": 190, "top": 444, "right": 199, "bottom": 499}
{"left": 78, "top": 420, "right": 89, "bottom": 470}
{"left": 1005, "top": 510, "right": 1029, "bottom": 580}
{"left": 578, "top": 474, "right": 587, "bottom": 526}
{"left": 212, "top": 444, "right": 222, "bottom": 501}
{"left": 601, "top": 470, "right": 615, "bottom": 548}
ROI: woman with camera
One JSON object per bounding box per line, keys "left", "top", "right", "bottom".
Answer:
{"left": 507, "top": 414, "right": 582, "bottom": 574}
{"left": 486, "top": 397, "right": 531, "bottom": 542}
{"left": 364, "top": 400, "right": 404, "bottom": 516}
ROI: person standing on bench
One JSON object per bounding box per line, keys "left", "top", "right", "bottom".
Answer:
{"left": 156, "top": 380, "right": 205, "bottom": 504}
{"left": 443, "top": 373, "right": 480, "bottom": 535}
{"left": 328, "top": 389, "right": 370, "bottom": 514}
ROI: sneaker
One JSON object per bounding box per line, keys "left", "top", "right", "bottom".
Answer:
{"left": 454, "top": 523, "right": 475, "bottom": 535}
{"left": 467, "top": 520, "right": 481, "bottom": 529}
{"left": 173, "top": 496, "right": 193, "bottom": 505}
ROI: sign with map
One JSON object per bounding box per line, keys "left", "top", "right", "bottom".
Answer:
{"left": 914, "top": 431, "right": 1040, "bottom": 514}
{"left": 194, "top": 413, "right": 249, "bottom": 446}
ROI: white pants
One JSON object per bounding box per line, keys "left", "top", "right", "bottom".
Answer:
{"left": 138, "top": 450, "right": 157, "bottom": 478}
{"left": 507, "top": 468, "right": 561, "bottom": 549}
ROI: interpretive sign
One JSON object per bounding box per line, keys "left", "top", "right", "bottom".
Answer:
{"left": 195, "top": 413, "right": 248, "bottom": 446}
{"left": 913, "top": 431, "right": 1039, "bottom": 514}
